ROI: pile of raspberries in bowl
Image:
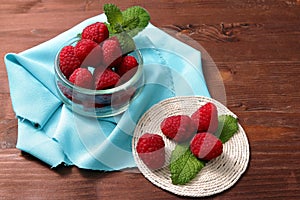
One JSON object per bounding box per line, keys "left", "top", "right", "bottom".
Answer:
{"left": 54, "top": 22, "right": 144, "bottom": 118}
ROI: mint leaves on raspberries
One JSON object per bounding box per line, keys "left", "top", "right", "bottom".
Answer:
{"left": 103, "top": 4, "right": 123, "bottom": 29}
{"left": 170, "top": 114, "right": 239, "bottom": 185}
{"left": 103, "top": 4, "right": 150, "bottom": 54}
{"left": 104, "top": 4, "right": 150, "bottom": 37}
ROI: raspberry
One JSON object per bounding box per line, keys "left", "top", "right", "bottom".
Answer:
{"left": 69, "top": 68, "right": 93, "bottom": 89}
{"left": 93, "top": 68, "right": 120, "bottom": 90}
{"left": 57, "top": 82, "right": 72, "bottom": 100}
{"left": 190, "top": 132, "right": 223, "bottom": 161}
{"left": 160, "top": 115, "right": 197, "bottom": 143}
{"left": 102, "top": 37, "right": 123, "bottom": 68}
{"left": 59, "top": 45, "right": 81, "bottom": 78}
{"left": 74, "top": 39, "right": 102, "bottom": 67}
{"left": 116, "top": 55, "right": 138, "bottom": 76}
{"left": 136, "top": 133, "right": 165, "bottom": 170}
{"left": 111, "top": 87, "right": 136, "bottom": 107}
{"left": 191, "top": 102, "right": 219, "bottom": 133}
{"left": 81, "top": 22, "right": 109, "bottom": 44}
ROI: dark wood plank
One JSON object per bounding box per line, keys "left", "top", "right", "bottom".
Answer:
{"left": 0, "top": 0, "right": 299, "bottom": 199}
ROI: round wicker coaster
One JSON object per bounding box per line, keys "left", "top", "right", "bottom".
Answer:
{"left": 132, "top": 96, "right": 250, "bottom": 197}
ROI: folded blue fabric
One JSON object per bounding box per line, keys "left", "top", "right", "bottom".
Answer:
{"left": 4, "top": 14, "right": 210, "bottom": 171}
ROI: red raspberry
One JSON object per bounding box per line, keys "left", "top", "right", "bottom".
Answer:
{"left": 81, "top": 22, "right": 109, "bottom": 44}
{"left": 102, "top": 37, "right": 123, "bottom": 68}
{"left": 69, "top": 68, "right": 93, "bottom": 89}
{"left": 190, "top": 132, "right": 223, "bottom": 161}
{"left": 160, "top": 115, "right": 197, "bottom": 143}
{"left": 136, "top": 133, "right": 165, "bottom": 170}
{"left": 116, "top": 55, "right": 138, "bottom": 76}
{"left": 111, "top": 87, "right": 136, "bottom": 107}
{"left": 59, "top": 45, "right": 81, "bottom": 78}
{"left": 93, "top": 68, "right": 120, "bottom": 90}
{"left": 57, "top": 82, "right": 73, "bottom": 100}
{"left": 191, "top": 102, "right": 219, "bottom": 133}
{"left": 74, "top": 39, "right": 102, "bottom": 67}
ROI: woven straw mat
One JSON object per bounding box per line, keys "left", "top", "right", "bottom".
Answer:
{"left": 132, "top": 96, "right": 250, "bottom": 197}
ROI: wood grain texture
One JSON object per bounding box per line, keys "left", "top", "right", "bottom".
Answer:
{"left": 0, "top": 0, "right": 299, "bottom": 199}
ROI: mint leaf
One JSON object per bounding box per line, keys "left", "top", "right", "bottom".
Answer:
{"left": 122, "top": 6, "right": 150, "bottom": 37}
{"left": 104, "top": 22, "right": 114, "bottom": 37}
{"left": 122, "top": 16, "right": 140, "bottom": 31}
{"left": 104, "top": 4, "right": 123, "bottom": 31}
{"left": 170, "top": 144, "right": 205, "bottom": 185}
{"left": 103, "top": 4, "right": 150, "bottom": 37}
{"left": 216, "top": 115, "right": 239, "bottom": 143}
{"left": 115, "top": 32, "right": 136, "bottom": 54}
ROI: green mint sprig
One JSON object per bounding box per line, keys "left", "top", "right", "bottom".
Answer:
{"left": 103, "top": 4, "right": 150, "bottom": 53}
{"left": 104, "top": 4, "right": 150, "bottom": 37}
{"left": 122, "top": 6, "right": 151, "bottom": 37}
{"left": 169, "top": 114, "right": 239, "bottom": 185}
{"left": 104, "top": 4, "right": 123, "bottom": 28}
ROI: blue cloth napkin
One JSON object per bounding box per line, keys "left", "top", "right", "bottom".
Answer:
{"left": 4, "top": 14, "right": 210, "bottom": 171}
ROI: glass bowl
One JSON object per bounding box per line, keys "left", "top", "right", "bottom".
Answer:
{"left": 54, "top": 37, "right": 144, "bottom": 118}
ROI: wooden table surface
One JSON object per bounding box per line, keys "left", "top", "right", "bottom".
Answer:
{"left": 1, "top": 0, "right": 299, "bottom": 199}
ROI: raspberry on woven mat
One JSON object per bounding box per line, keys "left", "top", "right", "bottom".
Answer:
{"left": 136, "top": 133, "right": 165, "bottom": 170}
{"left": 191, "top": 102, "right": 219, "bottom": 133}
{"left": 160, "top": 115, "right": 197, "bottom": 143}
{"left": 190, "top": 132, "right": 223, "bottom": 161}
